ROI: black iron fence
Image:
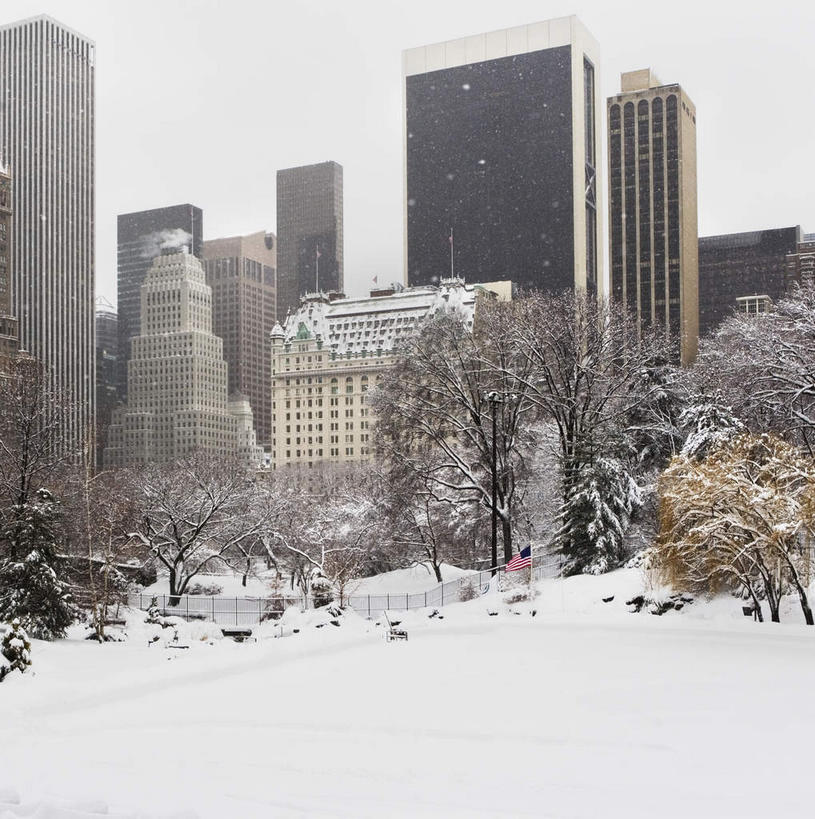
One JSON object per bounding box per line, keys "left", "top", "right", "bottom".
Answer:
{"left": 128, "top": 553, "right": 564, "bottom": 626}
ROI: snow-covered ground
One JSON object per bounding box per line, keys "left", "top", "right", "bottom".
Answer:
{"left": 346, "top": 561, "right": 474, "bottom": 595}
{"left": 1, "top": 569, "right": 813, "bottom": 818}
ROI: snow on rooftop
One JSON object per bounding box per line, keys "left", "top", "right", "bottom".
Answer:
{"left": 281, "top": 279, "right": 481, "bottom": 355}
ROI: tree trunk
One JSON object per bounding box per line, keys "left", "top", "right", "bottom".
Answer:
{"left": 168, "top": 567, "right": 180, "bottom": 607}
{"left": 501, "top": 515, "right": 513, "bottom": 564}
{"left": 431, "top": 560, "right": 442, "bottom": 583}
{"left": 786, "top": 562, "right": 814, "bottom": 626}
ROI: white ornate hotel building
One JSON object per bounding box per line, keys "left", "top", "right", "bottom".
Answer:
{"left": 270, "top": 279, "right": 510, "bottom": 468}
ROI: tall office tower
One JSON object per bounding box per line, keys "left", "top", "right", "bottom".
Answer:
{"left": 0, "top": 162, "right": 17, "bottom": 360}
{"left": 698, "top": 226, "right": 801, "bottom": 336}
{"left": 0, "top": 15, "right": 95, "bottom": 448}
{"left": 117, "top": 204, "right": 203, "bottom": 399}
{"left": 403, "top": 17, "right": 603, "bottom": 295}
{"left": 94, "top": 299, "right": 118, "bottom": 468}
{"left": 203, "top": 231, "right": 277, "bottom": 447}
{"left": 276, "top": 161, "right": 343, "bottom": 320}
{"left": 104, "top": 249, "right": 263, "bottom": 467}
{"left": 608, "top": 69, "right": 699, "bottom": 365}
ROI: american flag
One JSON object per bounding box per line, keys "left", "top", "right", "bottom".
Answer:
{"left": 505, "top": 546, "right": 532, "bottom": 572}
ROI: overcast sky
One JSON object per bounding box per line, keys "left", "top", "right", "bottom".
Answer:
{"left": 3, "top": 0, "right": 814, "bottom": 304}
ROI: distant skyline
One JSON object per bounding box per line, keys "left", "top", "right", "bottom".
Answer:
{"left": 2, "top": 0, "right": 813, "bottom": 305}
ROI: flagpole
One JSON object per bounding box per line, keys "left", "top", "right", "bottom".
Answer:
{"left": 449, "top": 227, "right": 454, "bottom": 279}
{"left": 315, "top": 248, "right": 320, "bottom": 292}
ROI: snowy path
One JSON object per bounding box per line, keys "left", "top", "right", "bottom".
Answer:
{"left": 2, "top": 594, "right": 814, "bottom": 818}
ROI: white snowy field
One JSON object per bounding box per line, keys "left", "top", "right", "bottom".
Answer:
{"left": 2, "top": 570, "right": 814, "bottom": 818}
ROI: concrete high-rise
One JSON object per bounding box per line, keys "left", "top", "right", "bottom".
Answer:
{"left": 403, "top": 17, "right": 602, "bottom": 295}
{"left": 203, "top": 231, "right": 277, "bottom": 447}
{"left": 104, "top": 249, "right": 262, "bottom": 467}
{"left": 276, "top": 162, "right": 343, "bottom": 320}
{"left": 0, "top": 15, "right": 95, "bottom": 448}
{"left": 117, "top": 204, "right": 203, "bottom": 399}
{"left": 0, "top": 162, "right": 17, "bottom": 360}
{"left": 608, "top": 69, "right": 699, "bottom": 364}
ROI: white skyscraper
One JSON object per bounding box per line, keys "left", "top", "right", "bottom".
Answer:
{"left": 0, "top": 15, "right": 96, "bottom": 452}
{"left": 104, "top": 249, "right": 262, "bottom": 467}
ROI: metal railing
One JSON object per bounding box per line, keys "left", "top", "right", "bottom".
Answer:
{"left": 128, "top": 553, "right": 564, "bottom": 625}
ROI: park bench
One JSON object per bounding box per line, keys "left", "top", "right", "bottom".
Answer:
{"left": 221, "top": 627, "right": 254, "bottom": 642}
{"left": 742, "top": 605, "right": 759, "bottom": 621}
{"left": 383, "top": 611, "right": 408, "bottom": 642}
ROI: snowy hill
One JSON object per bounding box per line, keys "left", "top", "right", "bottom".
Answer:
{"left": 1, "top": 570, "right": 813, "bottom": 818}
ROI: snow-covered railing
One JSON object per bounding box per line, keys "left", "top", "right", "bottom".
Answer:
{"left": 128, "top": 553, "right": 564, "bottom": 625}
{"left": 126, "top": 592, "right": 303, "bottom": 626}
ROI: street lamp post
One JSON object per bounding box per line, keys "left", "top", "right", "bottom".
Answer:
{"left": 486, "top": 391, "right": 502, "bottom": 575}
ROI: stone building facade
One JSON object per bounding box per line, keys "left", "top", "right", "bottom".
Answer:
{"left": 270, "top": 279, "right": 509, "bottom": 469}
{"left": 104, "top": 249, "right": 262, "bottom": 467}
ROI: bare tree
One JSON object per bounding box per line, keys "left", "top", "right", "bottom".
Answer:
{"left": 694, "top": 282, "right": 815, "bottom": 454}
{"left": 507, "top": 290, "right": 675, "bottom": 569}
{"left": 256, "top": 466, "right": 377, "bottom": 606}
{"left": 383, "top": 465, "right": 487, "bottom": 581}
{"left": 0, "top": 356, "right": 77, "bottom": 559}
{"left": 373, "top": 301, "right": 536, "bottom": 563}
{"left": 131, "top": 455, "right": 264, "bottom": 605}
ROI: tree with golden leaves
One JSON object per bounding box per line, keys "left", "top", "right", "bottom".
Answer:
{"left": 657, "top": 433, "right": 815, "bottom": 624}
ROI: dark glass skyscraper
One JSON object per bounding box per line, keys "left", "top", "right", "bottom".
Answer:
{"left": 95, "top": 300, "right": 118, "bottom": 468}
{"left": 276, "top": 161, "right": 343, "bottom": 320}
{"left": 117, "top": 204, "right": 203, "bottom": 398}
{"left": 403, "top": 17, "right": 602, "bottom": 294}
{"left": 698, "top": 227, "right": 801, "bottom": 337}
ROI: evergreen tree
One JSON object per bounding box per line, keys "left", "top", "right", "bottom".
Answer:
{"left": 680, "top": 391, "right": 745, "bottom": 461}
{"left": 0, "top": 488, "right": 77, "bottom": 640}
{"left": 555, "top": 451, "right": 641, "bottom": 576}
{"left": 0, "top": 618, "right": 32, "bottom": 682}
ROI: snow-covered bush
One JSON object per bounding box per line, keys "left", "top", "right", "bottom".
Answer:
{"left": 502, "top": 588, "right": 537, "bottom": 606}
{"left": 188, "top": 581, "right": 224, "bottom": 596}
{"left": 0, "top": 618, "right": 32, "bottom": 682}
{"left": 458, "top": 580, "right": 479, "bottom": 602}
{"left": 310, "top": 568, "right": 333, "bottom": 608}
{"left": 144, "top": 596, "right": 171, "bottom": 628}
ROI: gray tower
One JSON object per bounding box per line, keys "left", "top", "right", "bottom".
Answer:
{"left": 276, "top": 161, "right": 343, "bottom": 320}
{"left": 0, "top": 15, "right": 95, "bottom": 452}
{"left": 117, "top": 204, "right": 203, "bottom": 400}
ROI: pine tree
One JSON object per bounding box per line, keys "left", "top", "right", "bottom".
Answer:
{"left": 555, "top": 453, "right": 641, "bottom": 576}
{"left": 0, "top": 488, "right": 77, "bottom": 640}
{"left": 0, "top": 618, "right": 32, "bottom": 682}
{"left": 680, "top": 391, "right": 745, "bottom": 461}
